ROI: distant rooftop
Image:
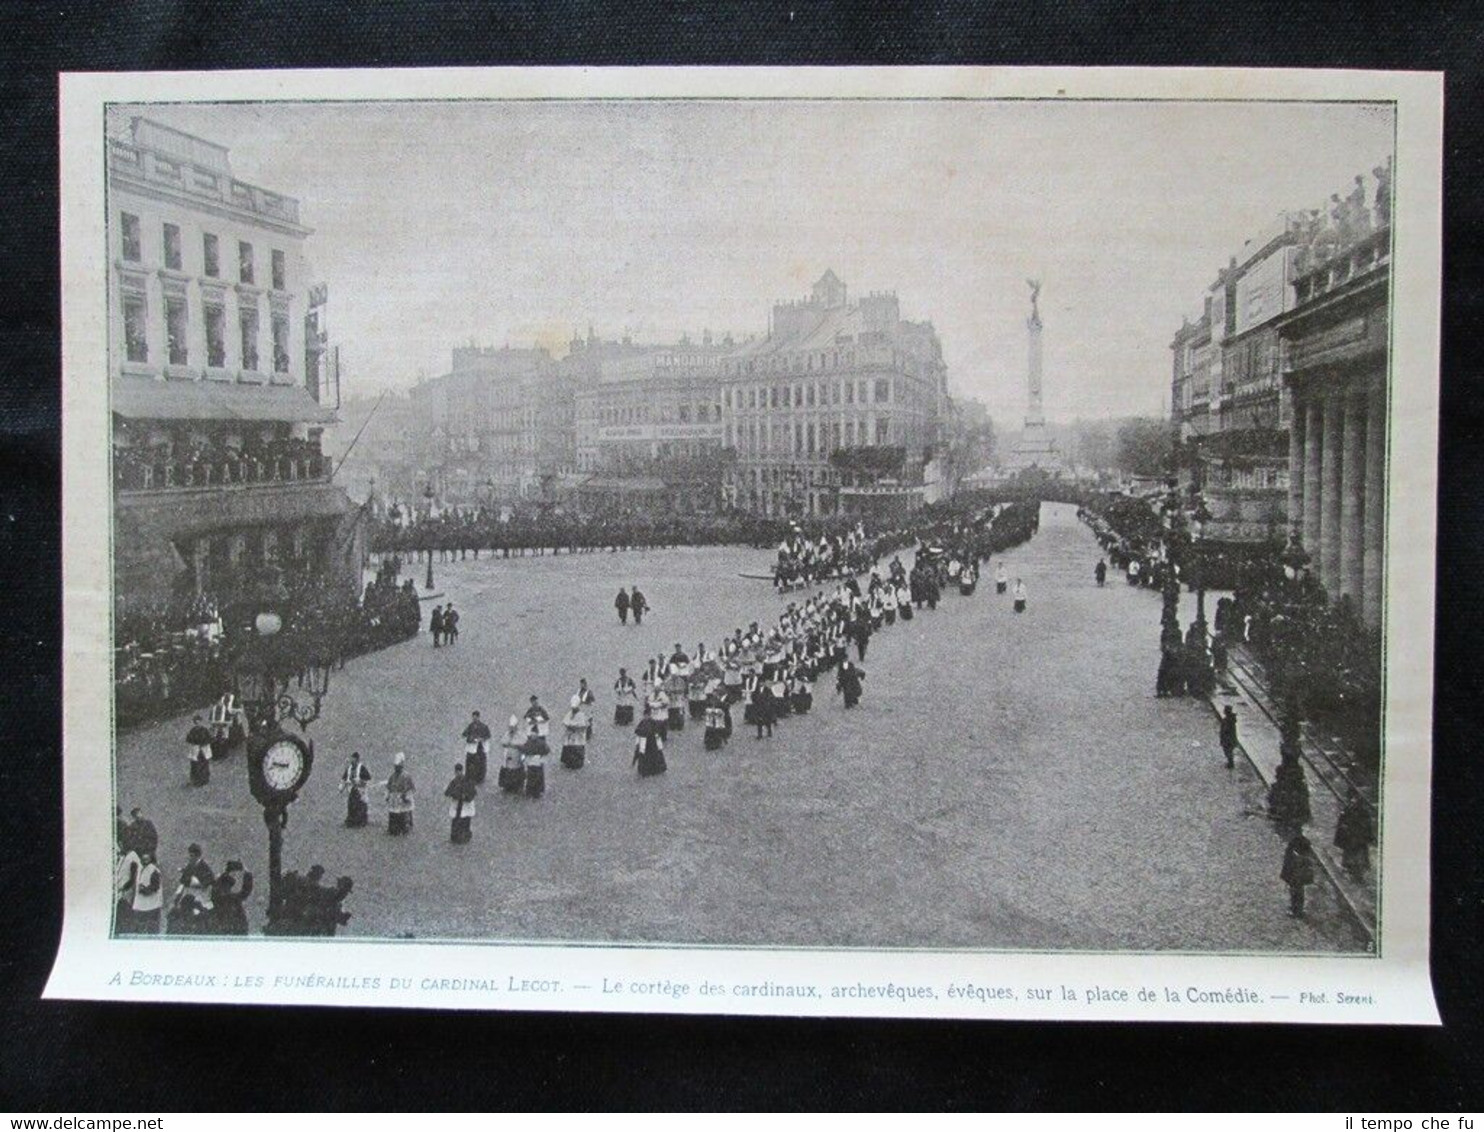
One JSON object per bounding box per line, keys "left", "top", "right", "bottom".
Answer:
{"left": 130, "top": 118, "right": 232, "bottom": 175}
{"left": 108, "top": 116, "right": 305, "bottom": 230}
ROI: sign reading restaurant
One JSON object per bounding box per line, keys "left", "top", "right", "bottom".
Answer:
{"left": 598, "top": 423, "right": 725, "bottom": 442}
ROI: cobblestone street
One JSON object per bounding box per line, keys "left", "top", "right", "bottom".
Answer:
{"left": 116, "top": 503, "right": 1367, "bottom": 951}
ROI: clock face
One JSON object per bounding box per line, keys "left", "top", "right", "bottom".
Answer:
{"left": 261, "top": 737, "right": 307, "bottom": 793}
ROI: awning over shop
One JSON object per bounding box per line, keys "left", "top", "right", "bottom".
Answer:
{"left": 112, "top": 377, "right": 338, "bottom": 424}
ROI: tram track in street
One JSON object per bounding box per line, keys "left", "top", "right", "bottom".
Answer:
{"left": 1221, "top": 649, "right": 1377, "bottom": 818}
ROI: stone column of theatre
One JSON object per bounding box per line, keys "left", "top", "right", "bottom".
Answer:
{"left": 1303, "top": 398, "right": 1323, "bottom": 568}
{"left": 1288, "top": 402, "right": 1305, "bottom": 544}
{"left": 1340, "top": 386, "right": 1367, "bottom": 606}
{"left": 1320, "top": 391, "right": 1345, "bottom": 595}
{"left": 1362, "top": 379, "right": 1387, "bottom": 627}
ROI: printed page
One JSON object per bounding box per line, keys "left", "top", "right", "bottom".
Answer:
{"left": 51, "top": 66, "right": 1441, "bottom": 1022}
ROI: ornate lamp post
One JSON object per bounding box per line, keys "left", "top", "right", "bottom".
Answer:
{"left": 234, "top": 611, "right": 331, "bottom": 928}
{"left": 1190, "top": 494, "right": 1213, "bottom": 636}
{"left": 1158, "top": 488, "right": 1184, "bottom": 643}
{"left": 423, "top": 482, "right": 436, "bottom": 590}
{"left": 1191, "top": 515, "right": 1207, "bottom": 634}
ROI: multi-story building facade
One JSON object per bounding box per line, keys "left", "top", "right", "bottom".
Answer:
{"left": 1278, "top": 170, "right": 1391, "bottom": 627}
{"left": 409, "top": 345, "right": 572, "bottom": 504}
{"left": 1170, "top": 310, "right": 1214, "bottom": 448}
{"left": 1168, "top": 164, "right": 1392, "bottom": 626}
{"left": 108, "top": 116, "right": 360, "bottom": 616}
{"left": 404, "top": 272, "right": 954, "bottom": 519}
{"left": 1170, "top": 215, "right": 1301, "bottom": 544}
{"left": 719, "top": 271, "right": 950, "bottom": 517}
{"left": 572, "top": 334, "right": 734, "bottom": 513}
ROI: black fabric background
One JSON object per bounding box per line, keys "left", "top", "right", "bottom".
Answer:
{"left": 1, "top": 0, "right": 1480, "bottom": 1111}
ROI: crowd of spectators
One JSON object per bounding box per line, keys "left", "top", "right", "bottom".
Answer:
{"left": 1224, "top": 563, "right": 1381, "bottom": 771}
{"left": 369, "top": 507, "right": 812, "bottom": 559}
{"left": 114, "top": 560, "right": 420, "bottom": 731}
{"left": 1079, "top": 489, "right": 1380, "bottom": 771}
{"left": 369, "top": 494, "right": 1055, "bottom": 565}
{"left": 115, "top": 601, "right": 231, "bottom": 731}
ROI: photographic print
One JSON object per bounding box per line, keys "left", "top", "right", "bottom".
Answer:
{"left": 51, "top": 68, "right": 1442, "bottom": 1021}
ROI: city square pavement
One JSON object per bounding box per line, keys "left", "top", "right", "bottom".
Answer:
{"left": 116, "top": 503, "right": 1366, "bottom": 951}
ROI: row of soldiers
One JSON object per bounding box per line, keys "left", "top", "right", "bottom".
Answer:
{"left": 372, "top": 509, "right": 848, "bottom": 560}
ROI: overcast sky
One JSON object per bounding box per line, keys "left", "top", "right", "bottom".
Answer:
{"left": 112, "top": 99, "right": 1392, "bottom": 422}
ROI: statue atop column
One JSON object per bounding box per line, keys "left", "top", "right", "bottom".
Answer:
{"left": 1026, "top": 278, "right": 1042, "bottom": 327}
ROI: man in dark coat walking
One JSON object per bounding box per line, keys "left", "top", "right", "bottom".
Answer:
{"left": 1218, "top": 706, "right": 1239, "bottom": 769}
{"left": 836, "top": 660, "right": 866, "bottom": 709}
{"left": 1280, "top": 833, "right": 1317, "bottom": 918}
{"left": 1334, "top": 791, "right": 1375, "bottom": 879}
{"left": 614, "top": 587, "right": 631, "bottom": 625}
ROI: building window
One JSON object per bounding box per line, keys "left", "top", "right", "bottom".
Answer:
{"left": 678, "top": 403, "right": 690, "bottom": 423}
{"left": 272, "top": 314, "right": 290, "bottom": 373}
{"left": 165, "top": 297, "right": 189, "bottom": 365}
{"left": 831, "top": 422, "right": 841, "bottom": 450}
{"left": 205, "top": 305, "right": 226, "bottom": 367}
{"left": 203, "top": 233, "right": 219, "bottom": 277}
{"left": 795, "top": 421, "right": 804, "bottom": 453}
{"left": 807, "top": 422, "right": 816, "bottom": 456}
{"left": 806, "top": 384, "right": 816, "bottom": 407}
{"left": 271, "top": 249, "right": 287, "bottom": 291}
{"left": 163, "top": 223, "right": 182, "bottom": 271}
{"left": 876, "top": 418, "right": 890, "bottom": 444}
{"left": 875, "top": 379, "right": 890, "bottom": 403}
{"left": 122, "top": 294, "right": 148, "bottom": 362}
{"left": 240, "top": 306, "right": 260, "bottom": 371}
{"left": 239, "top": 241, "right": 254, "bottom": 284}
{"left": 120, "top": 212, "right": 141, "bottom": 261}
{"left": 846, "top": 381, "right": 855, "bottom": 405}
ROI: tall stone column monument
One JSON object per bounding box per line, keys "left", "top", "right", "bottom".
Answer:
{"left": 1006, "top": 279, "right": 1064, "bottom": 474}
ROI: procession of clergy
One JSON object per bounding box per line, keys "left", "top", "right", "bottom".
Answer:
{"left": 286, "top": 504, "right": 1032, "bottom": 848}
{"left": 332, "top": 504, "right": 1036, "bottom": 846}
